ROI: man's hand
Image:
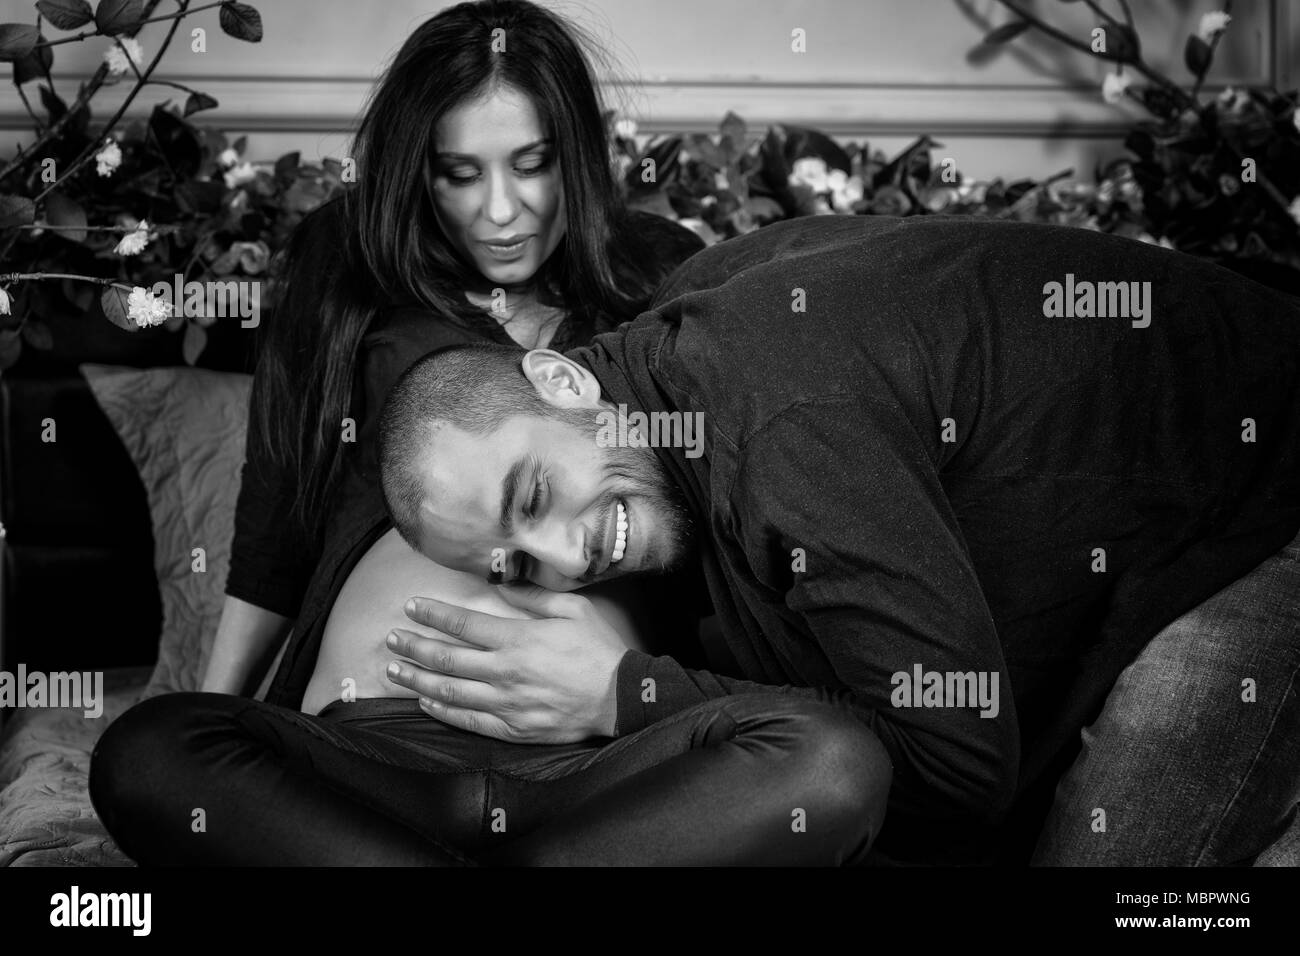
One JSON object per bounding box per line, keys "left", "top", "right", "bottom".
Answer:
{"left": 384, "top": 584, "right": 629, "bottom": 744}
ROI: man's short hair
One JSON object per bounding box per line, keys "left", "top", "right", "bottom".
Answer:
{"left": 378, "top": 342, "right": 548, "bottom": 549}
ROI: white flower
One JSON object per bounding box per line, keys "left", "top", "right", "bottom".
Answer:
{"left": 1102, "top": 72, "right": 1133, "bottom": 105}
{"left": 126, "top": 287, "right": 172, "bottom": 328}
{"left": 613, "top": 118, "right": 638, "bottom": 140}
{"left": 714, "top": 171, "right": 730, "bottom": 191}
{"left": 114, "top": 220, "right": 152, "bottom": 256}
{"left": 0, "top": 287, "right": 11, "bottom": 316}
{"left": 95, "top": 140, "right": 122, "bottom": 177}
{"left": 1293, "top": 110, "right": 1300, "bottom": 134}
{"left": 1197, "top": 11, "right": 1231, "bottom": 44}
{"left": 827, "top": 169, "right": 865, "bottom": 212}
{"left": 788, "top": 156, "right": 831, "bottom": 193}
{"left": 1217, "top": 86, "right": 1251, "bottom": 114}
{"left": 218, "top": 147, "right": 240, "bottom": 169}
{"left": 222, "top": 162, "right": 258, "bottom": 189}
{"left": 103, "top": 37, "right": 144, "bottom": 76}
{"left": 1289, "top": 196, "right": 1300, "bottom": 227}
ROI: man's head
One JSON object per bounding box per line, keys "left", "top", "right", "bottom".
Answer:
{"left": 380, "top": 343, "right": 696, "bottom": 591}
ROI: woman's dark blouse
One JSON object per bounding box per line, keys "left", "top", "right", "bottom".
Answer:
{"left": 225, "top": 197, "right": 705, "bottom": 707}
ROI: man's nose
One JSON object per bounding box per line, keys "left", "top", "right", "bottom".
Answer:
{"left": 483, "top": 170, "right": 520, "bottom": 226}
{"left": 517, "top": 523, "right": 589, "bottom": 582}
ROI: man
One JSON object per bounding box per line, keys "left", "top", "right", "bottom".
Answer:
{"left": 376, "top": 214, "right": 1300, "bottom": 864}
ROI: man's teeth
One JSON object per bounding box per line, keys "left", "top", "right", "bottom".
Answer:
{"left": 612, "top": 500, "right": 628, "bottom": 562}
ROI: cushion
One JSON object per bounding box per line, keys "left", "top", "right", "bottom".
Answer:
{"left": 0, "top": 666, "right": 151, "bottom": 866}
{"left": 80, "top": 365, "right": 252, "bottom": 697}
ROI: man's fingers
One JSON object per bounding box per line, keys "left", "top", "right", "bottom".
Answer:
{"left": 403, "top": 597, "right": 508, "bottom": 648}
{"left": 386, "top": 659, "right": 502, "bottom": 711}
{"left": 417, "top": 698, "right": 516, "bottom": 741}
{"left": 496, "top": 582, "right": 590, "bottom": 619}
{"left": 387, "top": 629, "right": 494, "bottom": 680}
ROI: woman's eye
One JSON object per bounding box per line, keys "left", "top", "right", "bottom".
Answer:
{"left": 527, "top": 478, "right": 545, "bottom": 518}
{"left": 442, "top": 166, "right": 479, "bottom": 185}
{"left": 516, "top": 155, "right": 552, "bottom": 176}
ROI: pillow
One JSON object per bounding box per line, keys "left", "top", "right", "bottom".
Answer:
{"left": 80, "top": 365, "right": 251, "bottom": 698}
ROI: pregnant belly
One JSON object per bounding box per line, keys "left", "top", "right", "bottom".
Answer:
{"left": 301, "top": 527, "right": 648, "bottom": 715}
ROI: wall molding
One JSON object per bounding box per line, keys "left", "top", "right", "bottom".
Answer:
{"left": 1, "top": 0, "right": 1291, "bottom": 142}
{"left": 0, "top": 76, "right": 1270, "bottom": 141}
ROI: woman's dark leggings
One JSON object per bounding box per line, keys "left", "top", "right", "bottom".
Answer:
{"left": 88, "top": 692, "right": 891, "bottom": 866}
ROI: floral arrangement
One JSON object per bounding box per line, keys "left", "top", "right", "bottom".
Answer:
{"left": 0, "top": 0, "right": 346, "bottom": 370}
{"left": 611, "top": 3, "right": 1300, "bottom": 275}
{"left": 3, "top": 1, "right": 1297, "bottom": 373}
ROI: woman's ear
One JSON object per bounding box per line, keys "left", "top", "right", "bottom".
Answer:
{"left": 521, "top": 349, "right": 603, "bottom": 409}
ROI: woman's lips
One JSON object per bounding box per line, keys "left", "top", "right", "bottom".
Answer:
{"left": 479, "top": 236, "right": 532, "bottom": 260}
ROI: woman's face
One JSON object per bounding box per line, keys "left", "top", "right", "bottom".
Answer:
{"left": 430, "top": 84, "right": 567, "bottom": 290}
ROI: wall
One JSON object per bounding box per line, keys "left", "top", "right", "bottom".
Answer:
{"left": 1, "top": 0, "right": 1296, "bottom": 181}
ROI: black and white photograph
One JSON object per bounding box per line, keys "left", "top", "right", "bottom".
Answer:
{"left": 0, "top": 0, "right": 1297, "bottom": 934}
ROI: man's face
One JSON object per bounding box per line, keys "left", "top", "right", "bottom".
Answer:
{"left": 412, "top": 411, "right": 696, "bottom": 591}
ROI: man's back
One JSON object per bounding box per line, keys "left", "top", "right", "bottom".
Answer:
{"left": 585, "top": 215, "right": 1300, "bottom": 854}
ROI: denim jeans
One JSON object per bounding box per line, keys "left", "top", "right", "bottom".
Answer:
{"left": 1032, "top": 527, "right": 1300, "bottom": 865}
{"left": 89, "top": 692, "right": 889, "bottom": 866}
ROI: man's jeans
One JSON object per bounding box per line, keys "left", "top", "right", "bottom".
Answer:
{"left": 1033, "top": 527, "right": 1300, "bottom": 865}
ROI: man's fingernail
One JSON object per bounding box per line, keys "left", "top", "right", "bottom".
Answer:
{"left": 387, "top": 662, "right": 401, "bottom": 679}
{"left": 386, "top": 631, "right": 399, "bottom": 649}
{"left": 404, "top": 599, "right": 418, "bottom": 615}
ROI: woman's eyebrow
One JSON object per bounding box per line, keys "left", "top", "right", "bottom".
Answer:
{"left": 435, "top": 139, "right": 552, "bottom": 161}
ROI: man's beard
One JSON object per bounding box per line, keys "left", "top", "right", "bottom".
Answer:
{"left": 564, "top": 407, "right": 698, "bottom": 580}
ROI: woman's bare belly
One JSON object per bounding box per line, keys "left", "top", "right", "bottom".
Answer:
{"left": 301, "top": 527, "right": 648, "bottom": 716}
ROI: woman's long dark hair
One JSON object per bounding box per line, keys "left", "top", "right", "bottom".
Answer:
{"left": 255, "top": 0, "right": 661, "bottom": 549}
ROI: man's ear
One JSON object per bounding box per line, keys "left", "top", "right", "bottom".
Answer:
{"left": 521, "top": 349, "right": 604, "bottom": 409}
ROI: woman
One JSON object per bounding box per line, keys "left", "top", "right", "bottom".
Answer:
{"left": 199, "top": 0, "right": 704, "bottom": 704}
{"left": 90, "top": 0, "right": 886, "bottom": 866}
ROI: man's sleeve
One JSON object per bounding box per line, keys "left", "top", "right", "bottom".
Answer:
{"left": 614, "top": 395, "right": 1019, "bottom": 822}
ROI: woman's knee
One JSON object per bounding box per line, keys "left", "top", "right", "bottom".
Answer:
{"left": 89, "top": 692, "right": 240, "bottom": 839}
{"left": 794, "top": 704, "right": 892, "bottom": 835}
{"left": 723, "top": 696, "right": 892, "bottom": 857}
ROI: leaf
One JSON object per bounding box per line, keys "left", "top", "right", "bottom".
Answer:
{"left": 36, "top": 0, "right": 94, "bottom": 30}
{"left": 782, "top": 125, "right": 852, "bottom": 173}
{"left": 274, "top": 150, "right": 300, "bottom": 176}
{"left": 983, "top": 20, "right": 1031, "bottom": 44}
{"left": 39, "top": 83, "right": 66, "bottom": 121}
{"left": 100, "top": 286, "right": 138, "bottom": 331}
{"left": 0, "top": 329, "right": 21, "bottom": 370}
{"left": 44, "top": 191, "right": 86, "bottom": 242}
{"left": 12, "top": 34, "right": 52, "bottom": 84}
{"left": 95, "top": 0, "right": 144, "bottom": 36}
{"left": 181, "top": 321, "right": 207, "bottom": 365}
{"left": 1098, "top": 24, "right": 1140, "bottom": 64}
{"left": 61, "top": 277, "right": 93, "bottom": 311}
{"left": 686, "top": 133, "right": 726, "bottom": 168}
{"left": 184, "top": 90, "right": 219, "bottom": 116}
{"left": 1184, "top": 35, "right": 1212, "bottom": 77}
{"left": 149, "top": 104, "right": 202, "bottom": 178}
{"left": 21, "top": 319, "right": 53, "bottom": 349}
{"left": 0, "top": 194, "right": 36, "bottom": 228}
{"left": 219, "top": 2, "right": 263, "bottom": 42}
{"left": 0, "top": 23, "right": 39, "bottom": 62}
{"left": 718, "top": 111, "right": 747, "bottom": 158}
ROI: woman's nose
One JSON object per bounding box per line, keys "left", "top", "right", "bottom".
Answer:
{"left": 483, "top": 170, "right": 520, "bottom": 226}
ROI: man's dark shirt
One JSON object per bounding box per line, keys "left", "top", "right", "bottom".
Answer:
{"left": 571, "top": 215, "right": 1300, "bottom": 859}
